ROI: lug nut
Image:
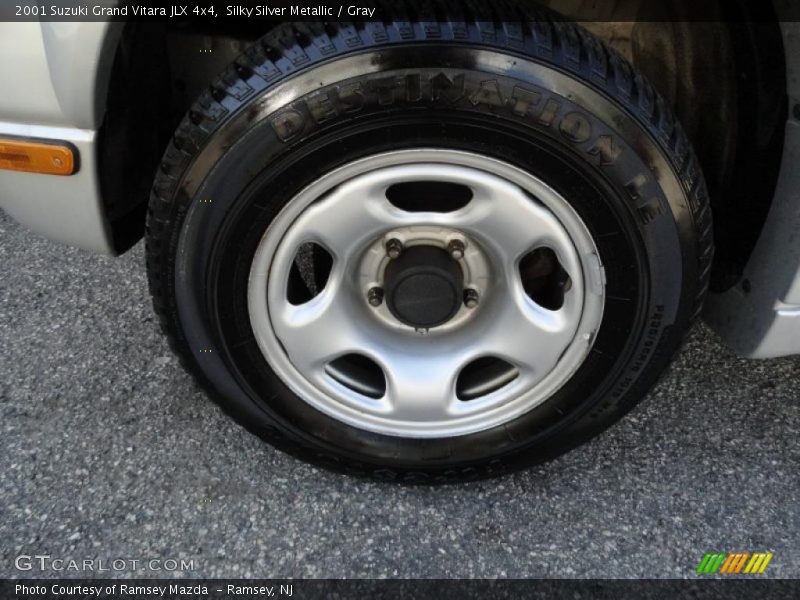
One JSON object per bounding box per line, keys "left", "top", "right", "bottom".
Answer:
{"left": 367, "top": 287, "right": 384, "bottom": 307}
{"left": 385, "top": 238, "right": 403, "bottom": 259}
{"left": 448, "top": 239, "right": 466, "bottom": 260}
{"left": 463, "top": 289, "right": 480, "bottom": 309}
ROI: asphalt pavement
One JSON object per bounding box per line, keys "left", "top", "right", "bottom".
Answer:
{"left": 1, "top": 209, "right": 799, "bottom": 579}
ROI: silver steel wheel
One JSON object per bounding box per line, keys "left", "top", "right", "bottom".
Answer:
{"left": 248, "top": 149, "right": 605, "bottom": 438}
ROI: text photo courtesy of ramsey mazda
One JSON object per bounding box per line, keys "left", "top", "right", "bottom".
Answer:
{"left": 0, "top": 0, "right": 798, "bottom": 484}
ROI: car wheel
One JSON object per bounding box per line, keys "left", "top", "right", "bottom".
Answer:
{"left": 146, "top": 11, "right": 712, "bottom": 482}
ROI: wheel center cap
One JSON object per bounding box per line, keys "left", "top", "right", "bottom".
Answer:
{"left": 384, "top": 246, "right": 463, "bottom": 328}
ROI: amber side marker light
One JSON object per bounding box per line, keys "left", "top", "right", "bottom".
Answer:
{"left": 0, "top": 138, "right": 76, "bottom": 176}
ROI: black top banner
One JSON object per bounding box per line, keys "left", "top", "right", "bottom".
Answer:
{"left": 0, "top": 0, "right": 797, "bottom": 22}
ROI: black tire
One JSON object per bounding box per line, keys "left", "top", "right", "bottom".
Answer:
{"left": 146, "top": 7, "right": 712, "bottom": 483}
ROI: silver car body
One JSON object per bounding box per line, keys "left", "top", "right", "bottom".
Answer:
{"left": 0, "top": 22, "right": 120, "bottom": 254}
{"left": 1, "top": 19, "right": 799, "bottom": 358}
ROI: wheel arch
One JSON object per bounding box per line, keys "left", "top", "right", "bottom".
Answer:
{"left": 97, "top": 4, "right": 788, "bottom": 271}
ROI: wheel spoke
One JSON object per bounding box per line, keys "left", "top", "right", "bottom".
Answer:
{"left": 452, "top": 175, "right": 577, "bottom": 265}
{"left": 283, "top": 174, "right": 407, "bottom": 261}
{"left": 381, "top": 350, "right": 464, "bottom": 422}
{"left": 476, "top": 290, "right": 580, "bottom": 377}
{"left": 270, "top": 274, "right": 367, "bottom": 377}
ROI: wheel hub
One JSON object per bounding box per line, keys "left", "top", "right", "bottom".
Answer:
{"left": 384, "top": 246, "right": 464, "bottom": 328}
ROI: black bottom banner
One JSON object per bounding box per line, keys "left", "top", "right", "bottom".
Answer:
{"left": 3, "top": 579, "right": 800, "bottom": 600}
